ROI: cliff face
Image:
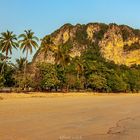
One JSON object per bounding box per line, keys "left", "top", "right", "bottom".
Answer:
{"left": 32, "top": 23, "right": 140, "bottom": 66}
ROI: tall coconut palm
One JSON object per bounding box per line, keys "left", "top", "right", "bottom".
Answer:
{"left": 0, "top": 53, "right": 6, "bottom": 62}
{"left": 0, "top": 30, "right": 18, "bottom": 74}
{"left": 54, "top": 44, "right": 71, "bottom": 69}
{"left": 15, "top": 57, "right": 26, "bottom": 72}
{"left": 54, "top": 44, "right": 71, "bottom": 92}
{"left": 13, "top": 57, "right": 27, "bottom": 89}
{"left": 40, "top": 36, "right": 56, "bottom": 61}
{"left": 74, "top": 57, "right": 84, "bottom": 80}
{"left": 18, "top": 30, "right": 39, "bottom": 90}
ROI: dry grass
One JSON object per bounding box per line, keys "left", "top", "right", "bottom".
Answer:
{"left": 0, "top": 92, "right": 139, "bottom": 100}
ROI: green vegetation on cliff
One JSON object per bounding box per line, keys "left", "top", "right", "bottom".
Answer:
{"left": 33, "top": 42, "right": 140, "bottom": 93}
{"left": 1, "top": 23, "right": 140, "bottom": 93}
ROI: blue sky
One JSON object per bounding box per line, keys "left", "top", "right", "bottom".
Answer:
{"left": 0, "top": 0, "right": 140, "bottom": 62}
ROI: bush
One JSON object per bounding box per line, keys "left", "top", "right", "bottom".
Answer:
{"left": 36, "top": 63, "right": 60, "bottom": 91}
{"left": 87, "top": 74, "right": 107, "bottom": 92}
{"left": 0, "top": 75, "right": 4, "bottom": 88}
{"left": 107, "top": 73, "right": 127, "bottom": 92}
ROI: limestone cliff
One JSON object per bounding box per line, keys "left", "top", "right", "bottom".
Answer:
{"left": 32, "top": 23, "right": 140, "bottom": 66}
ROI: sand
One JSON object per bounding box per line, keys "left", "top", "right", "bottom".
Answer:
{"left": 0, "top": 93, "right": 140, "bottom": 140}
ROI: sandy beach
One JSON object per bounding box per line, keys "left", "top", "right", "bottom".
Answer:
{"left": 0, "top": 93, "right": 140, "bottom": 140}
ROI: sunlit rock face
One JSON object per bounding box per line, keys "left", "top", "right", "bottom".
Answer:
{"left": 99, "top": 24, "right": 140, "bottom": 66}
{"left": 32, "top": 23, "right": 140, "bottom": 66}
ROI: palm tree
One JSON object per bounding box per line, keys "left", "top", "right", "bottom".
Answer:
{"left": 0, "top": 53, "right": 6, "bottom": 61}
{"left": 18, "top": 30, "right": 39, "bottom": 90}
{"left": 54, "top": 44, "right": 71, "bottom": 92}
{"left": 0, "top": 30, "right": 18, "bottom": 74}
{"left": 74, "top": 57, "right": 84, "bottom": 80}
{"left": 15, "top": 57, "right": 26, "bottom": 72}
{"left": 13, "top": 57, "right": 27, "bottom": 90}
{"left": 40, "top": 36, "right": 56, "bottom": 61}
{"left": 54, "top": 44, "right": 70, "bottom": 69}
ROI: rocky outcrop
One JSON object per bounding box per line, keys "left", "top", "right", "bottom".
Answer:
{"left": 32, "top": 23, "right": 140, "bottom": 66}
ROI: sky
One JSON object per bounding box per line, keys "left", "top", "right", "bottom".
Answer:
{"left": 0, "top": 0, "right": 140, "bottom": 63}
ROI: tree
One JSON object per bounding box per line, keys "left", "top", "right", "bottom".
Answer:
{"left": 13, "top": 57, "right": 26, "bottom": 90}
{"left": 65, "top": 57, "right": 85, "bottom": 91}
{"left": 15, "top": 57, "right": 26, "bottom": 71}
{"left": 107, "top": 73, "right": 127, "bottom": 92}
{"left": 54, "top": 44, "right": 71, "bottom": 69}
{"left": 19, "top": 30, "right": 39, "bottom": 90}
{"left": 40, "top": 36, "right": 56, "bottom": 60}
{"left": 0, "top": 30, "right": 18, "bottom": 74}
{"left": 0, "top": 62, "right": 15, "bottom": 87}
{"left": 74, "top": 56, "right": 84, "bottom": 80}
{"left": 55, "top": 64, "right": 67, "bottom": 91}
{"left": 126, "top": 69, "right": 140, "bottom": 92}
{"left": 36, "top": 63, "right": 60, "bottom": 91}
{"left": 0, "top": 74, "right": 5, "bottom": 88}
{"left": 66, "top": 73, "right": 84, "bottom": 91}
{"left": 54, "top": 44, "right": 71, "bottom": 91}
{"left": 3, "top": 63, "right": 15, "bottom": 87}
{"left": 0, "top": 53, "right": 7, "bottom": 62}
{"left": 87, "top": 74, "right": 107, "bottom": 92}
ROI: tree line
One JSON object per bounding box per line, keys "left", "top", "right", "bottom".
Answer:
{"left": 1, "top": 31, "right": 140, "bottom": 93}
{"left": 0, "top": 30, "right": 39, "bottom": 91}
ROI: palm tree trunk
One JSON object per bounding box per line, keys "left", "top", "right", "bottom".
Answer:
{"left": 77, "top": 71, "right": 80, "bottom": 80}
{"left": 63, "top": 65, "right": 69, "bottom": 92}
{"left": 24, "top": 50, "right": 28, "bottom": 91}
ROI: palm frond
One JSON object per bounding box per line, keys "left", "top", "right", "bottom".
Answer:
{"left": 19, "top": 29, "right": 39, "bottom": 55}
